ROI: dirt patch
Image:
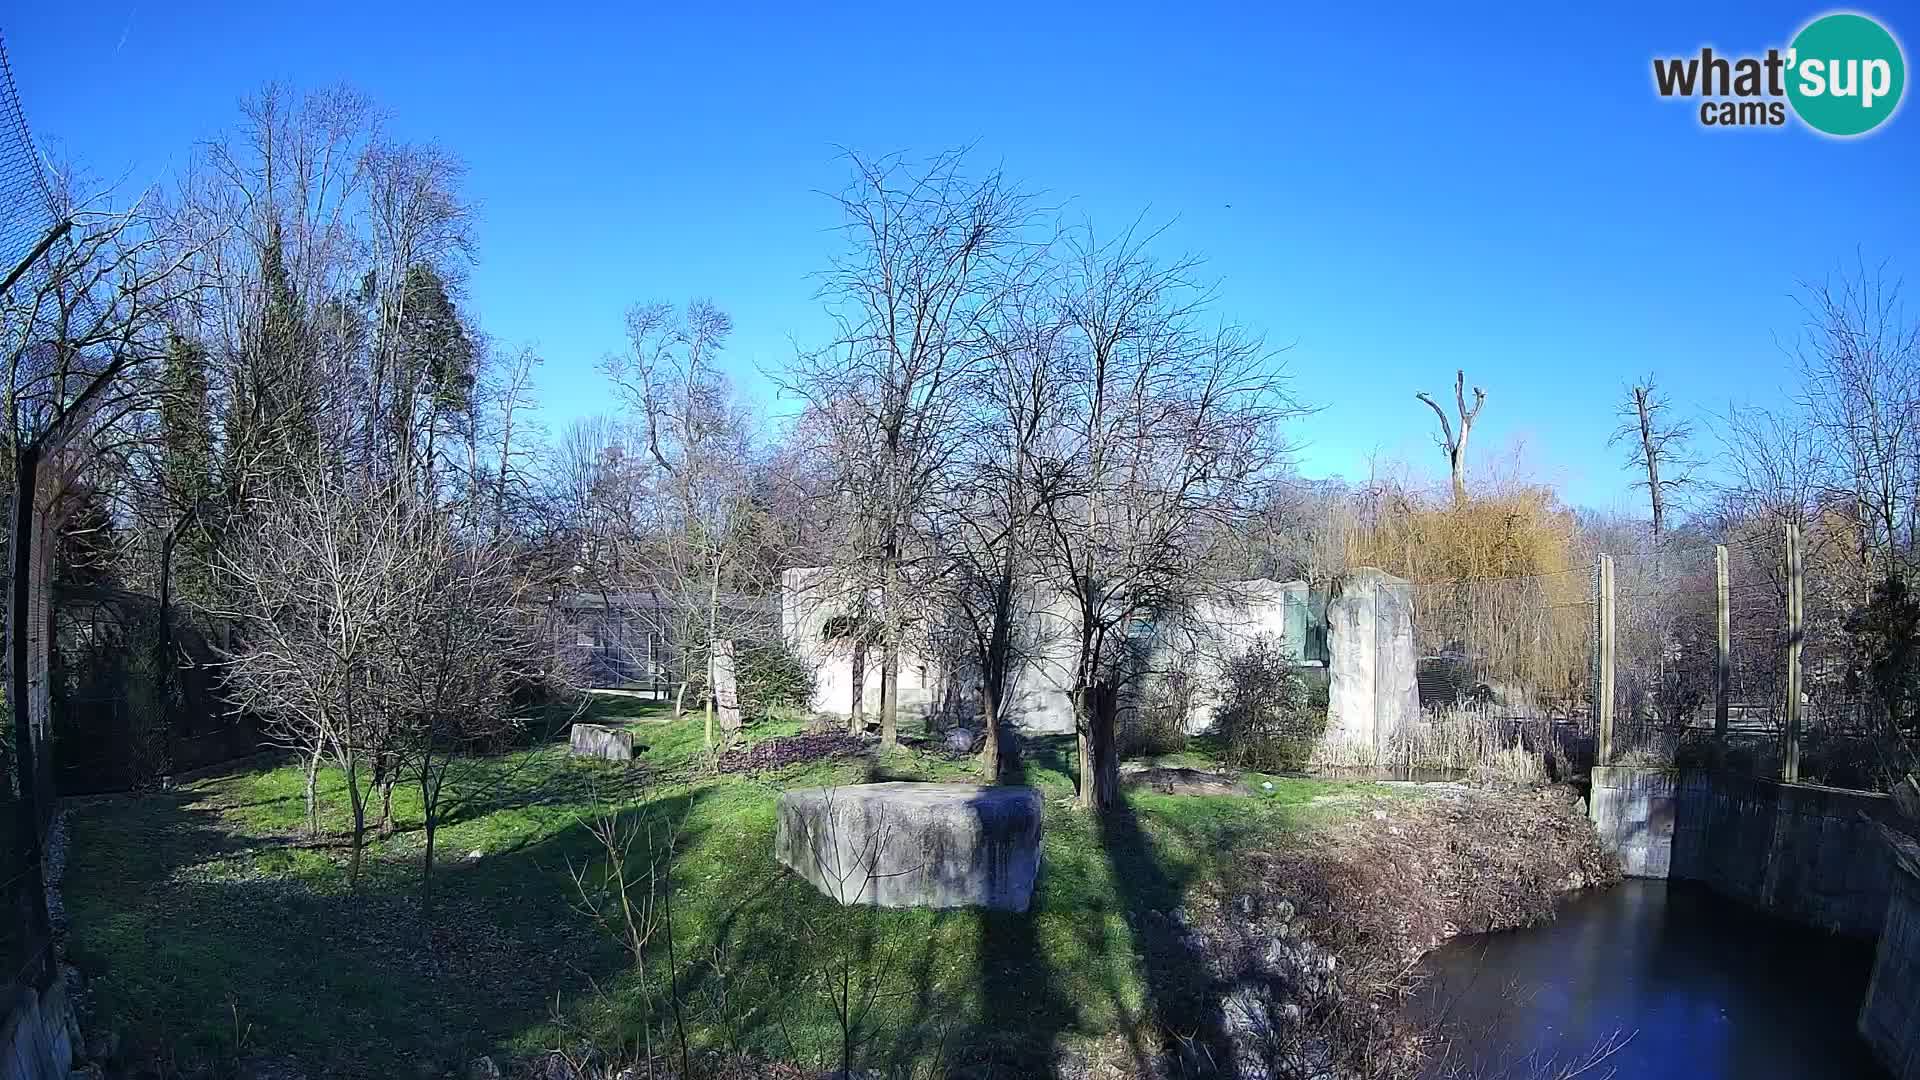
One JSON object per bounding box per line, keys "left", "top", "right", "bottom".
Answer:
{"left": 1120, "top": 763, "right": 1255, "bottom": 796}
{"left": 714, "top": 732, "right": 868, "bottom": 774}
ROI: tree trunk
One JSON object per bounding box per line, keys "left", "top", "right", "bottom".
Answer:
{"left": 982, "top": 548, "right": 1016, "bottom": 783}
{"left": 981, "top": 691, "right": 1001, "bottom": 782}
{"left": 345, "top": 767, "right": 368, "bottom": 890}
{"left": 1075, "top": 686, "right": 1117, "bottom": 813}
{"left": 421, "top": 811, "right": 438, "bottom": 914}
{"left": 849, "top": 639, "right": 868, "bottom": 734}
{"left": 1075, "top": 687, "right": 1096, "bottom": 808}
{"left": 880, "top": 645, "right": 899, "bottom": 750}
{"left": 880, "top": 541, "right": 901, "bottom": 743}
{"left": 1636, "top": 387, "right": 1665, "bottom": 535}
{"left": 304, "top": 744, "right": 324, "bottom": 838}
{"left": 705, "top": 557, "right": 721, "bottom": 751}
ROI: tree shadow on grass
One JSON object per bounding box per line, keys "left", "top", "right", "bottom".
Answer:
{"left": 61, "top": 782, "right": 705, "bottom": 1077}
{"left": 1097, "top": 791, "right": 1235, "bottom": 1077}
{"left": 941, "top": 748, "right": 1077, "bottom": 1079}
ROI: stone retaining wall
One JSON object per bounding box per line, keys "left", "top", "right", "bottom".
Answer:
{"left": 1859, "top": 830, "right": 1920, "bottom": 1079}
{"left": 1591, "top": 766, "right": 1901, "bottom": 937}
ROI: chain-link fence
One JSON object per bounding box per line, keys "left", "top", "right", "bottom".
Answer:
{"left": 0, "top": 28, "right": 74, "bottom": 1002}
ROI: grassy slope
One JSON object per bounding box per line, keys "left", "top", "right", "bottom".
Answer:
{"left": 64, "top": 700, "right": 1385, "bottom": 1076}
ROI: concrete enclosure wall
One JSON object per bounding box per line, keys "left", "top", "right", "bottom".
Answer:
{"left": 1669, "top": 771, "right": 1903, "bottom": 937}
{"left": 780, "top": 566, "right": 1418, "bottom": 743}
{"left": 1859, "top": 831, "right": 1920, "bottom": 1079}
{"left": 1593, "top": 767, "right": 1918, "bottom": 1078}
{"left": 1596, "top": 767, "right": 1902, "bottom": 935}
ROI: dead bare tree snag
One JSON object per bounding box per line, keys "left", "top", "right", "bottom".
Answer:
{"left": 1415, "top": 369, "right": 1485, "bottom": 505}
{"left": 1611, "top": 376, "right": 1695, "bottom": 536}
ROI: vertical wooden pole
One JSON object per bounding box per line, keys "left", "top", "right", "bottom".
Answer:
{"left": 1715, "top": 544, "right": 1730, "bottom": 740}
{"left": 1597, "top": 554, "right": 1616, "bottom": 767}
{"left": 1782, "top": 523, "right": 1803, "bottom": 783}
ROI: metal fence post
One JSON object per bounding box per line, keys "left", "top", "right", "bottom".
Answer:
{"left": 1715, "top": 543, "right": 1730, "bottom": 740}
{"left": 1596, "top": 554, "right": 1615, "bottom": 767}
{"left": 1783, "top": 522, "right": 1803, "bottom": 783}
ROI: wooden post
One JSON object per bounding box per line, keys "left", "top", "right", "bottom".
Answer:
{"left": 1715, "top": 544, "right": 1730, "bottom": 740}
{"left": 1597, "top": 555, "right": 1616, "bottom": 767}
{"left": 8, "top": 445, "right": 52, "bottom": 988}
{"left": 1783, "top": 523, "right": 1804, "bottom": 784}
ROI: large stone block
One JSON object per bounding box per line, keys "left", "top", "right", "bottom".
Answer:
{"left": 775, "top": 783, "right": 1042, "bottom": 911}
{"left": 569, "top": 723, "right": 633, "bottom": 762}
{"left": 1326, "top": 567, "right": 1419, "bottom": 751}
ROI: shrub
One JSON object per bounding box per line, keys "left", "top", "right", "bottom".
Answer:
{"left": 1121, "top": 669, "right": 1194, "bottom": 759}
{"left": 1217, "top": 635, "right": 1324, "bottom": 771}
{"left": 735, "top": 637, "right": 817, "bottom": 720}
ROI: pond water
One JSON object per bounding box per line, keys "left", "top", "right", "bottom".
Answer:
{"left": 1409, "top": 880, "right": 1887, "bottom": 1079}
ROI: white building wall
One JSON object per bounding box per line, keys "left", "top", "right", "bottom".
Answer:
{"left": 781, "top": 569, "right": 1342, "bottom": 737}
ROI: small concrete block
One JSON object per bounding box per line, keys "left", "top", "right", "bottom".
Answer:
{"left": 568, "top": 723, "right": 634, "bottom": 762}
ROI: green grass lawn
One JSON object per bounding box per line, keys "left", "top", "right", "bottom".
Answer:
{"left": 63, "top": 702, "right": 1383, "bottom": 1076}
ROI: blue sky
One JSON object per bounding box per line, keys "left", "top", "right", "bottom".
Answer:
{"left": 7, "top": 1, "right": 1917, "bottom": 513}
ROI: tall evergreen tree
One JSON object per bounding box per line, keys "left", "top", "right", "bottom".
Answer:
{"left": 159, "top": 332, "right": 216, "bottom": 601}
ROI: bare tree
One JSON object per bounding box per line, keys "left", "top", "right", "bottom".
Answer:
{"left": 392, "top": 524, "right": 545, "bottom": 908}
{"left": 1416, "top": 369, "right": 1486, "bottom": 505}
{"left": 932, "top": 282, "right": 1070, "bottom": 778}
{"left": 783, "top": 150, "right": 1040, "bottom": 750}
{"left": 212, "top": 470, "right": 434, "bottom": 887}
{"left": 1792, "top": 262, "right": 1919, "bottom": 582}
{"left": 1610, "top": 376, "right": 1694, "bottom": 536}
{"left": 604, "top": 300, "right": 776, "bottom": 750}
{"left": 1038, "top": 222, "right": 1301, "bottom": 812}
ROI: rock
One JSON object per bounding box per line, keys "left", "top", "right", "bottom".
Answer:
{"left": 1262, "top": 780, "right": 1275, "bottom": 791}
{"left": 942, "top": 728, "right": 975, "bottom": 754}
{"left": 465, "top": 849, "right": 483, "bottom": 861}
{"left": 1220, "top": 985, "right": 1271, "bottom": 1036}
{"left": 466, "top": 1056, "right": 501, "bottom": 1080}
{"left": 568, "top": 723, "right": 633, "bottom": 762}
{"left": 710, "top": 637, "right": 743, "bottom": 733}
{"left": 776, "top": 783, "right": 1043, "bottom": 911}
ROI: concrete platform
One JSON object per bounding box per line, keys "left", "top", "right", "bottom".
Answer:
{"left": 775, "top": 782, "right": 1042, "bottom": 911}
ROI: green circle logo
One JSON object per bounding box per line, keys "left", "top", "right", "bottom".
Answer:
{"left": 1787, "top": 12, "right": 1906, "bottom": 136}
